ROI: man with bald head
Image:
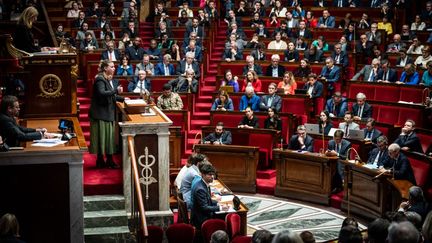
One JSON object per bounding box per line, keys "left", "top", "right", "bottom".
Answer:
{"left": 387, "top": 34, "right": 407, "bottom": 53}
{"left": 380, "top": 143, "right": 416, "bottom": 185}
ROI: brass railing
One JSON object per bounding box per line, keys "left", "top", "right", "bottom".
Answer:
{"left": 128, "top": 136, "right": 149, "bottom": 242}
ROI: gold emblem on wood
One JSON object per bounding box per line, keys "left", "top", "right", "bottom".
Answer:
{"left": 37, "top": 74, "right": 64, "bottom": 98}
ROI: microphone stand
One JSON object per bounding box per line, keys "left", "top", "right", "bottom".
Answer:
{"left": 193, "top": 132, "right": 202, "bottom": 152}
{"left": 344, "top": 147, "right": 362, "bottom": 217}
{"left": 321, "top": 123, "right": 325, "bottom": 155}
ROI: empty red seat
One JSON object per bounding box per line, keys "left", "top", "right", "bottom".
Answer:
{"left": 201, "top": 219, "right": 227, "bottom": 243}
{"left": 399, "top": 87, "right": 423, "bottom": 103}
{"left": 166, "top": 223, "right": 195, "bottom": 243}
{"left": 398, "top": 108, "right": 422, "bottom": 127}
{"left": 408, "top": 156, "right": 431, "bottom": 187}
{"left": 347, "top": 83, "right": 375, "bottom": 100}
{"left": 225, "top": 213, "right": 241, "bottom": 240}
{"left": 147, "top": 225, "right": 164, "bottom": 243}
{"left": 249, "top": 133, "right": 274, "bottom": 168}
{"left": 377, "top": 106, "right": 399, "bottom": 124}
{"left": 232, "top": 236, "right": 252, "bottom": 243}
{"left": 375, "top": 86, "right": 399, "bottom": 102}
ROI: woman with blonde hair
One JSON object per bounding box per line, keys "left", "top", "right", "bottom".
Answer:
{"left": 277, "top": 71, "right": 297, "bottom": 95}
{"left": 14, "top": 6, "right": 44, "bottom": 53}
{"left": 0, "top": 213, "right": 25, "bottom": 242}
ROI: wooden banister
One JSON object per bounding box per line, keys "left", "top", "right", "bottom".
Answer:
{"left": 128, "top": 136, "right": 149, "bottom": 238}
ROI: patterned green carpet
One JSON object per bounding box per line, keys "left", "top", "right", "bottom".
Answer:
{"left": 239, "top": 195, "right": 366, "bottom": 242}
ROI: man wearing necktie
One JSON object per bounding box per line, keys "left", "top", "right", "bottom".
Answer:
{"left": 363, "top": 118, "right": 382, "bottom": 143}
{"left": 379, "top": 143, "right": 416, "bottom": 185}
{"left": 326, "top": 130, "right": 351, "bottom": 193}
{"left": 128, "top": 70, "right": 152, "bottom": 93}
{"left": 352, "top": 92, "right": 373, "bottom": 120}
{"left": 338, "top": 111, "right": 360, "bottom": 138}
{"left": 367, "top": 136, "right": 389, "bottom": 167}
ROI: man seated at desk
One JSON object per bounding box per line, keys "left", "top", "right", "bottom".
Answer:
{"left": 352, "top": 92, "right": 373, "bottom": 120}
{"left": 393, "top": 119, "right": 423, "bottom": 154}
{"left": 128, "top": 70, "right": 151, "bottom": 93}
{"left": 204, "top": 122, "right": 232, "bottom": 145}
{"left": 325, "top": 91, "right": 348, "bottom": 118}
{"left": 326, "top": 130, "right": 352, "bottom": 193}
{"left": 338, "top": 111, "right": 360, "bottom": 138}
{"left": 367, "top": 135, "right": 389, "bottom": 168}
{"left": 379, "top": 143, "right": 416, "bottom": 185}
{"left": 0, "top": 95, "right": 54, "bottom": 147}
{"left": 191, "top": 163, "right": 229, "bottom": 229}
{"left": 156, "top": 83, "right": 184, "bottom": 110}
{"left": 363, "top": 118, "right": 382, "bottom": 144}
{"left": 288, "top": 125, "right": 314, "bottom": 152}
{"left": 238, "top": 107, "right": 259, "bottom": 129}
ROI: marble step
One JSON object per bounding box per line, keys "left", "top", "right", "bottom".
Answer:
{"left": 84, "top": 210, "right": 129, "bottom": 228}
{"left": 84, "top": 195, "right": 125, "bottom": 211}
{"left": 84, "top": 226, "right": 135, "bottom": 243}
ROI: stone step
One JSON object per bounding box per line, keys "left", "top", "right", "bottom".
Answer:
{"left": 84, "top": 210, "right": 128, "bottom": 228}
{"left": 84, "top": 226, "right": 135, "bottom": 243}
{"left": 84, "top": 195, "right": 125, "bottom": 211}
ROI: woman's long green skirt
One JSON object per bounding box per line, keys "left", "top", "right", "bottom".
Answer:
{"left": 89, "top": 119, "right": 115, "bottom": 155}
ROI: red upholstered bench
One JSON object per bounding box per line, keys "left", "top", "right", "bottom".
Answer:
{"left": 376, "top": 106, "right": 400, "bottom": 125}
{"left": 404, "top": 152, "right": 432, "bottom": 200}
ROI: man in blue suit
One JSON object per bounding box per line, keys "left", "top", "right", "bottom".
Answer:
{"left": 393, "top": 119, "right": 424, "bottom": 154}
{"left": 176, "top": 52, "right": 201, "bottom": 78}
{"left": 303, "top": 73, "right": 324, "bottom": 98}
{"left": 377, "top": 59, "right": 398, "bottom": 82}
{"left": 318, "top": 10, "right": 336, "bottom": 28}
{"left": 363, "top": 118, "right": 382, "bottom": 144}
{"left": 380, "top": 143, "right": 416, "bottom": 185}
{"left": 320, "top": 57, "right": 341, "bottom": 93}
{"left": 367, "top": 135, "right": 389, "bottom": 167}
{"left": 190, "top": 163, "right": 228, "bottom": 229}
{"left": 128, "top": 70, "right": 152, "bottom": 93}
{"left": 154, "top": 54, "right": 176, "bottom": 76}
{"left": 325, "top": 92, "right": 348, "bottom": 118}
{"left": 182, "top": 40, "right": 203, "bottom": 63}
{"left": 326, "top": 130, "right": 352, "bottom": 193}
{"left": 331, "top": 44, "right": 349, "bottom": 68}
{"left": 288, "top": 125, "right": 314, "bottom": 152}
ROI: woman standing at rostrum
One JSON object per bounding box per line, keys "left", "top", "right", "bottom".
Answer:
{"left": 89, "top": 60, "right": 124, "bottom": 169}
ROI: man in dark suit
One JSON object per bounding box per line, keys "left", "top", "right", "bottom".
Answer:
{"left": 377, "top": 59, "right": 397, "bottom": 82}
{"left": 325, "top": 92, "right": 348, "bottom": 118}
{"left": 204, "top": 122, "right": 232, "bottom": 145}
{"left": 393, "top": 120, "right": 424, "bottom": 153}
{"left": 303, "top": 73, "right": 324, "bottom": 98}
{"left": 100, "top": 41, "right": 121, "bottom": 61}
{"left": 144, "top": 39, "right": 162, "bottom": 61}
{"left": 128, "top": 70, "right": 152, "bottom": 93}
{"left": 288, "top": 125, "right": 314, "bottom": 152}
{"left": 381, "top": 143, "right": 416, "bottom": 185}
{"left": 320, "top": 57, "right": 341, "bottom": 92}
{"left": 243, "top": 55, "right": 263, "bottom": 76}
{"left": 184, "top": 17, "right": 205, "bottom": 39}
{"left": 352, "top": 92, "right": 373, "bottom": 120}
{"left": 182, "top": 40, "right": 203, "bottom": 63}
{"left": 363, "top": 118, "right": 382, "bottom": 144}
{"left": 125, "top": 37, "right": 145, "bottom": 61}
{"left": 326, "top": 130, "right": 352, "bottom": 193}
{"left": 190, "top": 163, "right": 228, "bottom": 229}
{"left": 355, "top": 34, "right": 375, "bottom": 63}
{"left": 0, "top": 96, "right": 53, "bottom": 147}
{"left": 154, "top": 54, "right": 176, "bottom": 76}
{"left": 317, "top": 10, "right": 336, "bottom": 28}
{"left": 352, "top": 58, "right": 381, "bottom": 82}
{"left": 331, "top": 44, "right": 349, "bottom": 68}
{"left": 265, "top": 54, "right": 285, "bottom": 77}
{"left": 367, "top": 135, "right": 389, "bottom": 167}
{"left": 333, "top": 0, "right": 350, "bottom": 7}
{"left": 176, "top": 52, "right": 201, "bottom": 78}
{"left": 294, "top": 21, "right": 313, "bottom": 39}
{"left": 259, "top": 83, "right": 282, "bottom": 112}
{"left": 365, "top": 23, "right": 382, "bottom": 45}
{"left": 72, "top": 11, "right": 86, "bottom": 28}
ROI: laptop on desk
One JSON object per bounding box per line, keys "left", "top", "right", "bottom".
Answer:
{"left": 304, "top": 123, "right": 320, "bottom": 135}
{"left": 348, "top": 129, "right": 365, "bottom": 141}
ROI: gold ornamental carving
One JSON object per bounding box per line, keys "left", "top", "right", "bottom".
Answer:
{"left": 37, "top": 74, "right": 64, "bottom": 98}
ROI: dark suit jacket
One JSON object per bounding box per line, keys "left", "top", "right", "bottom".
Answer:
{"left": 314, "top": 0, "right": 328, "bottom": 6}
{"left": 185, "top": 25, "right": 205, "bottom": 38}
{"left": 154, "top": 62, "right": 176, "bottom": 75}
{"left": 304, "top": 50, "right": 324, "bottom": 63}
{"left": 367, "top": 147, "right": 389, "bottom": 166}
{"left": 255, "top": 28, "right": 270, "bottom": 38}
{"left": 382, "top": 153, "right": 416, "bottom": 185}
{"left": 394, "top": 132, "right": 424, "bottom": 153}
{"left": 13, "top": 24, "right": 41, "bottom": 53}
{"left": 320, "top": 66, "right": 341, "bottom": 83}
{"left": 377, "top": 68, "right": 398, "bottom": 82}
{"left": 204, "top": 131, "right": 232, "bottom": 145}
{"left": 352, "top": 102, "right": 373, "bottom": 119}
{"left": 332, "top": 0, "right": 350, "bottom": 7}
{"left": 183, "top": 45, "right": 203, "bottom": 62}
{"left": 319, "top": 122, "right": 333, "bottom": 135}
{"left": 328, "top": 139, "right": 352, "bottom": 160}
{"left": 174, "top": 77, "right": 198, "bottom": 93}
{"left": 190, "top": 179, "right": 219, "bottom": 229}
{"left": 222, "top": 49, "right": 243, "bottom": 60}
{"left": 331, "top": 51, "right": 349, "bottom": 68}
{"left": 363, "top": 128, "right": 382, "bottom": 144}
{"left": 396, "top": 57, "right": 414, "bottom": 66}
{"left": 0, "top": 113, "right": 42, "bottom": 147}
{"left": 265, "top": 65, "right": 286, "bottom": 77}
{"left": 295, "top": 29, "right": 313, "bottom": 39}
{"left": 303, "top": 81, "right": 324, "bottom": 98}
{"left": 176, "top": 60, "right": 201, "bottom": 78}
{"left": 89, "top": 76, "right": 124, "bottom": 122}
{"left": 100, "top": 49, "right": 121, "bottom": 61}
{"left": 284, "top": 50, "right": 300, "bottom": 62}
{"left": 325, "top": 98, "right": 348, "bottom": 117}
{"left": 242, "top": 64, "right": 263, "bottom": 76}
{"left": 288, "top": 135, "right": 314, "bottom": 152}
{"left": 125, "top": 46, "right": 146, "bottom": 60}
{"left": 128, "top": 78, "right": 152, "bottom": 92}
{"left": 259, "top": 94, "right": 282, "bottom": 112}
